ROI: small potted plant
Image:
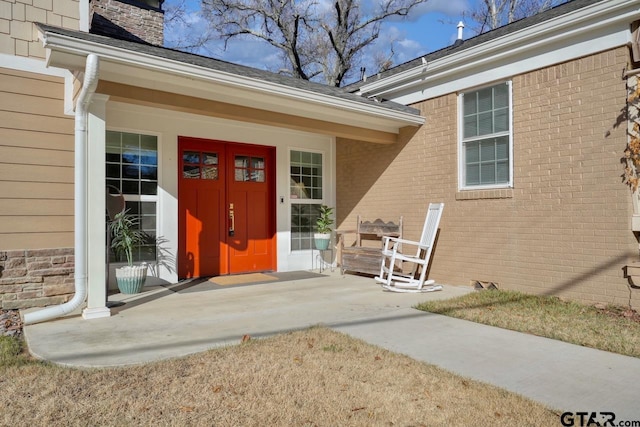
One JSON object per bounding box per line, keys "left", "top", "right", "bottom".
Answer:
{"left": 314, "top": 205, "right": 334, "bottom": 250}
{"left": 109, "top": 210, "right": 148, "bottom": 294}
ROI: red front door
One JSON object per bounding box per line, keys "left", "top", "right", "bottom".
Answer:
{"left": 178, "top": 137, "right": 276, "bottom": 278}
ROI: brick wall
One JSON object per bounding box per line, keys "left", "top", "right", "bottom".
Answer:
{"left": 337, "top": 46, "right": 640, "bottom": 310}
{"left": 90, "top": 0, "right": 163, "bottom": 45}
{"left": 0, "top": 248, "right": 75, "bottom": 310}
{"left": 0, "top": 0, "right": 80, "bottom": 58}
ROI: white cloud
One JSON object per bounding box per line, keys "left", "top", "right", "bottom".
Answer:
{"left": 190, "top": 39, "right": 279, "bottom": 71}
{"left": 163, "top": 6, "right": 209, "bottom": 50}
{"left": 383, "top": 0, "right": 470, "bottom": 23}
{"left": 390, "top": 39, "right": 428, "bottom": 65}
{"left": 411, "top": 0, "right": 470, "bottom": 18}
{"left": 210, "top": 37, "right": 283, "bottom": 71}
{"left": 397, "top": 38, "right": 422, "bottom": 52}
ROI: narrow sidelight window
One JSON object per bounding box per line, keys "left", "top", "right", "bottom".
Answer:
{"left": 106, "top": 131, "right": 158, "bottom": 262}
{"left": 290, "top": 150, "right": 324, "bottom": 251}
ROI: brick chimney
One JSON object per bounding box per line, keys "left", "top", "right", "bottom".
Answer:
{"left": 90, "top": 0, "right": 164, "bottom": 46}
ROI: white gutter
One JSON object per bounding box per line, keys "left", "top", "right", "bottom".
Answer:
{"left": 39, "top": 31, "right": 424, "bottom": 126}
{"left": 24, "top": 54, "right": 100, "bottom": 325}
{"left": 358, "top": 0, "right": 639, "bottom": 97}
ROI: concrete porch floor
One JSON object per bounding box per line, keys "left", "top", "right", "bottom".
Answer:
{"left": 23, "top": 270, "right": 471, "bottom": 367}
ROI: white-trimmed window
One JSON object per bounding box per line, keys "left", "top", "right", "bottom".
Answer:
{"left": 106, "top": 130, "right": 158, "bottom": 262}
{"left": 290, "top": 150, "right": 324, "bottom": 251}
{"left": 459, "top": 81, "right": 512, "bottom": 189}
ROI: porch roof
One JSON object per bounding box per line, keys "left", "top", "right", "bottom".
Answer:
{"left": 36, "top": 24, "right": 424, "bottom": 144}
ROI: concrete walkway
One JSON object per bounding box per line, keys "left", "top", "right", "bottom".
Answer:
{"left": 23, "top": 271, "right": 640, "bottom": 421}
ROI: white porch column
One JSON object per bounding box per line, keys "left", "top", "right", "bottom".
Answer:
{"left": 82, "top": 94, "right": 110, "bottom": 320}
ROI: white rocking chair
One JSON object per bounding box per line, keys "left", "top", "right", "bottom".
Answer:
{"left": 375, "top": 203, "right": 444, "bottom": 293}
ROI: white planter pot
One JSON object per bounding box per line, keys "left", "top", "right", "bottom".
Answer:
{"left": 115, "top": 264, "right": 148, "bottom": 294}
{"left": 314, "top": 233, "right": 331, "bottom": 250}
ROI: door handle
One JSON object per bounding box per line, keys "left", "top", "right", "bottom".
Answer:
{"left": 229, "top": 203, "right": 235, "bottom": 236}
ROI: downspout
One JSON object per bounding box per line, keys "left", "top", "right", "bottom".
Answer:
{"left": 24, "top": 54, "right": 100, "bottom": 325}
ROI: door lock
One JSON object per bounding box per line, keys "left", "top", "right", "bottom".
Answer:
{"left": 229, "top": 203, "right": 235, "bottom": 236}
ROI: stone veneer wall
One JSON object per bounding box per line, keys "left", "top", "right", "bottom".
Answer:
{"left": 90, "top": 0, "right": 163, "bottom": 45}
{"left": 0, "top": 249, "right": 75, "bottom": 310}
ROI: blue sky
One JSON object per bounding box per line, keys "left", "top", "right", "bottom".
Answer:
{"left": 163, "top": 0, "right": 474, "bottom": 81}
{"left": 390, "top": 0, "right": 473, "bottom": 56}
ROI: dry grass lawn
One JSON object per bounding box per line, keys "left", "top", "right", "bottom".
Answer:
{"left": 417, "top": 290, "right": 640, "bottom": 358}
{"left": 1, "top": 327, "right": 558, "bottom": 426}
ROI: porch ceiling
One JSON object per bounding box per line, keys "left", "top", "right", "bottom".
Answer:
{"left": 39, "top": 26, "right": 425, "bottom": 144}
{"left": 97, "top": 81, "right": 401, "bottom": 144}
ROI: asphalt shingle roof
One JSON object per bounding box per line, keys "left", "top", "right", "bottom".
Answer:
{"left": 36, "top": 23, "right": 420, "bottom": 116}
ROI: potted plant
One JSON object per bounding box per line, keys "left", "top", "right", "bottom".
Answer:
{"left": 314, "top": 205, "right": 334, "bottom": 250}
{"left": 109, "top": 210, "right": 148, "bottom": 294}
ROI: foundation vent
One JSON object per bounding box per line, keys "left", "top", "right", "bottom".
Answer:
{"left": 472, "top": 280, "right": 499, "bottom": 290}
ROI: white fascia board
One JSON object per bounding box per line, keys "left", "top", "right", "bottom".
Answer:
{"left": 360, "top": 0, "right": 639, "bottom": 101}
{"left": 39, "top": 31, "right": 424, "bottom": 127}
{"left": 392, "top": 21, "right": 629, "bottom": 105}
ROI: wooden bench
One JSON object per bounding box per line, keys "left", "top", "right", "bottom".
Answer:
{"left": 337, "top": 216, "right": 402, "bottom": 276}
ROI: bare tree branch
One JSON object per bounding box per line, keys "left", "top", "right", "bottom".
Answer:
{"left": 466, "top": 0, "right": 568, "bottom": 34}
{"left": 195, "top": 0, "right": 427, "bottom": 86}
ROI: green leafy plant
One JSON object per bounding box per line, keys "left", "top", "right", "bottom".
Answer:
{"left": 109, "top": 210, "right": 147, "bottom": 267}
{"left": 315, "top": 205, "right": 334, "bottom": 234}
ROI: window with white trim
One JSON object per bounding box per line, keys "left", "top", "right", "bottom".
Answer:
{"left": 290, "top": 150, "right": 324, "bottom": 251}
{"left": 106, "top": 131, "right": 158, "bottom": 262}
{"left": 459, "top": 82, "right": 512, "bottom": 189}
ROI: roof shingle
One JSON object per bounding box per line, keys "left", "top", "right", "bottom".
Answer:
{"left": 37, "top": 23, "right": 420, "bottom": 116}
